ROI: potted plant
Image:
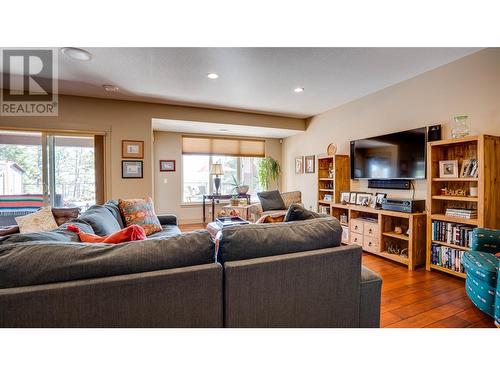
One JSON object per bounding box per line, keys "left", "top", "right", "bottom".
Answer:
{"left": 229, "top": 174, "right": 250, "bottom": 195}
{"left": 230, "top": 194, "right": 240, "bottom": 206}
{"left": 257, "top": 157, "right": 281, "bottom": 191}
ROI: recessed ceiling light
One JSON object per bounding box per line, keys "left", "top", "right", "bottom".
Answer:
{"left": 294, "top": 87, "right": 304, "bottom": 93}
{"left": 61, "top": 47, "right": 92, "bottom": 62}
{"left": 103, "top": 85, "right": 119, "bottom": 93}
{"left": 207, "top": 73, "right": 219, "bottom": 79}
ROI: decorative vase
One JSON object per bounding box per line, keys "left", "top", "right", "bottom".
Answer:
{"left": 236, "top": 185, "right": 249, "bottom": 195}
{"left": 451, "top": 115, "right": 470, "bottom": 139}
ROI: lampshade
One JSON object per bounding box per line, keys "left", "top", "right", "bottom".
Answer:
{"left": 209, "top": 163, "right": 224, "bottom": 175}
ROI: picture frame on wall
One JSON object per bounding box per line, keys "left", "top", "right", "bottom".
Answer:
{"left": 439, "top": 160, "right": 459, "bottom": 178}
{"left": 295, "top": 156, "right": 304, "bottom": 174}
{"left": 304, "top": 155, "right": 315, "bottom": 173}
{"left": 122, "top": 160, "right": 143, "bottom": 179}
{"left": 122, "top": 140, "right": 144, "bottom": 159}
{"left": 159, "top": 160, "right": 176, "bottom": 172}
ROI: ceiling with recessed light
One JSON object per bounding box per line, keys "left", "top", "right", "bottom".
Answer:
{"left": 152, "top": 118, "right": 304, "bottom": 138}
{"left": 1, "top": 47, "right": 481, "bottom": 118}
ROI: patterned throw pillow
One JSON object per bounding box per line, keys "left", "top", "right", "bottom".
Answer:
{"left": 15, "top": 206, "right": 59, "bottom": 234}
{"left": 118, "top": 198, "right": 162, "bottom": 236}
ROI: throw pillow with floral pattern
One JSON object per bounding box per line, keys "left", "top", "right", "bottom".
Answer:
{"left": 118, "top": 197, "right": 162, "bottom": 236}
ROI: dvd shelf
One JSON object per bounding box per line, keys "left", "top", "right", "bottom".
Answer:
{"left": 426, "top": 134, "right": 500, "bottom": 278}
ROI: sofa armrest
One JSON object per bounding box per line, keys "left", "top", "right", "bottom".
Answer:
{"left": 157, "top": 214, "right": 177, "bottom": 226}
{"left": 246, "top": 203, "right": 263, "bottom": 221}
{"left": 224, "top": 244, "right": 363, "bottom": 327}
{"left": 359, "top": 266, "right": 382, "bottom": 328}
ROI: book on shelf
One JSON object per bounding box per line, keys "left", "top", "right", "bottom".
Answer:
{"left": 430, "top": 244, "right": 465, "bottom": 273}
{"left": 431, "top": 220, "right": 473, "bottom": 248}
{"left": 444, "top": 208, "right": 477, "bottom": 219}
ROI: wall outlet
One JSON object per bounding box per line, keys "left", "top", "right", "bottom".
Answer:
{"left": 163, "top": 178, "right": 168, "bottom": 184}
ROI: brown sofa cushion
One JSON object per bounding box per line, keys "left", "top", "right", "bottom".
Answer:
{"left": 52, "top": 207, "right": 81, "bottom": 226}
{"left": 0, "top": 207, "right": 81, "bottom": 236}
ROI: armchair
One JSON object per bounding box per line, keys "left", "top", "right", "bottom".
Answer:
{"left": 462, "top": 228, "right": 500, "bottom": 326}
{"left": 247, "top": 191, "right": 302, "bottom": 222}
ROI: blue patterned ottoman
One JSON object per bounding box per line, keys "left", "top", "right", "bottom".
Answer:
{"left": 462, "top": 251, "right": 498, "bottom": 320}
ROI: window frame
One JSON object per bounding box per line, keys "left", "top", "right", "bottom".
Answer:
{"left": 181, "top": 154, "right": 262, "bottom": 204}
{"left": 0, "top": 127, "right": 105, "bottom": 209}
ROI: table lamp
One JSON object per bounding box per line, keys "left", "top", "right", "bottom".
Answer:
{"left": 210, "top": 163, "right": 224, "bottom": 195}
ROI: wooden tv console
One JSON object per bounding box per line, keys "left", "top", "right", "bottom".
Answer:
{"left": 330, "top": 203, "right": 426, "bottom": 270}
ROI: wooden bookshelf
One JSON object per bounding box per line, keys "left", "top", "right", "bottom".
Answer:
{"left": 317, "top": 154, "right": 349, "bottom": 215}
{"left": 330, "top": 203, "right": 426, "bottom": 270}
{"left": 426, "top": 134, "right": 500, "bottom": 278}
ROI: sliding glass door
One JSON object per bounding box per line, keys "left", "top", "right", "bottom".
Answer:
{"left": 0, "top": 129, "right": 100, "bottom": 225}
{"left": 0, "top": 131, "right": 44, "bottom": 226}
{"left": 49, "top": 135, "right": 96, "bottom": 210}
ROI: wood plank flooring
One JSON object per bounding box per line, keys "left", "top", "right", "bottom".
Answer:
{"left": 179, "top": 223, "right": 496, "bottom": 328}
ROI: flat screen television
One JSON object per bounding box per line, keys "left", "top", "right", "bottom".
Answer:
{"left": 350, "top": 127, "right": 427, "bottom": 179}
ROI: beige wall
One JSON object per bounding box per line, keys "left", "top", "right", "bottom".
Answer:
{"left": 0, "top": 94, "right": 302, "bottom": 206}
{"left": 283, "top": 48, "right": 500, "bottom": 210}
{"left": 153, "top": 131, "right": 282, "bottom": 223}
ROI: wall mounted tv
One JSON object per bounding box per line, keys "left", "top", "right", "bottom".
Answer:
{"left": 350, "top": 127, "right": 427, "bottom": 179}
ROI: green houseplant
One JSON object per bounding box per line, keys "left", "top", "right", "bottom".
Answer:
{"left": 229, "top": 174, "right": 250, "bottom": 195}
{"left": 257, "top": 157, "right": 281, "bottom": 191}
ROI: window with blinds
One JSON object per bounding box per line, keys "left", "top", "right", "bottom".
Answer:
{"left": 182, "top": 136, "right": 265, "bottom": 157}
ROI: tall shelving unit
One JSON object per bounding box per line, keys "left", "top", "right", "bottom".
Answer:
{"left": 317, "top": 155, "right": 349, "bottom": 215}
{"left": 426, "top": 134, "right": 500, "bottom": 278}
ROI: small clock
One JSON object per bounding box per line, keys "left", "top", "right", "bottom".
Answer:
{"left": 327, "top": 143, "right": 337, "bottom": 155}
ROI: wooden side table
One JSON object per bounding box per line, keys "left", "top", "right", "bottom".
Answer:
{"left": 202, "top": 193, "right": 251, "bottom": 222}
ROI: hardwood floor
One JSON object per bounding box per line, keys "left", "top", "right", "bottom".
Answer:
{"left": 179, "top": 223, "right": 496, "bottom": 328}
{"left": 362, "top": 253, "right": 495, "bottom": 328}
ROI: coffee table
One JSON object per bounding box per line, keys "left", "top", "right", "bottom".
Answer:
{"left": 206, "top": 216, "right": 249, "bottom": 241}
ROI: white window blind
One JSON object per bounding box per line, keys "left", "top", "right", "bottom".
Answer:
{"left": 182, "top": 136, "right": 265, "bottom": 157}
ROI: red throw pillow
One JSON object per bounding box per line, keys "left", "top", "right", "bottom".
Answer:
{"left": 67, "top": 224, "right": 146, "bottom": 243}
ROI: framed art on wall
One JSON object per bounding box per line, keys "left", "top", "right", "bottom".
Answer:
{"left": 122, "top": 160, "right": 143, "bottom": 178}
{"left": 295, "top": 156, "right": 304, "bottom": 174}
{"left": 122, "top": 140, "right": 144, "bottom": 159}
{"left": 159, "top": 160, "right": 176, "bottom": 172}
{"left": 305, "top": 155, "right": 315, "bottom": 173}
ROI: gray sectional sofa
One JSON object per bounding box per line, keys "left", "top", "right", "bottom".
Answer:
{"left": 0, "top": 201, "right": 382, "bottom": 328}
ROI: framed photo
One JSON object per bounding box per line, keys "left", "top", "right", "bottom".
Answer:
{"left": 122, "top": 140, "right": 144, "bottom": 159}
{"left": 375, "top": 192, "right": 387, "bottom": 207}
{"left": 340, "top": 192, "right": 350, "bottom": 204}
{"left": 356, "top": 193, "right": 372, "bottom": 206}
{"left": 323, "top": 194, "right": 333, "bottom": 202}
{"left": 369, "top": 195, "right": 377, "bottom": 209}
{"left": 305, "top": 155, "right": 315, "bottom": 173}
{"left": 349, "top": 192, "right": 357, "bottom": 204}
{"left": 460, "top": 159, "right": 470, "bottom": 177}
{"left": 159, "top": 160, "right": 176, "bottom": 172}
{"left": 439, "top": 160, "right": 459, "bottom": 178}
{"left": 122, "top": 160, "right": 143, "bottom": 179}
{"left": 295, "top": 156, "right": 304, "bottom": 174}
